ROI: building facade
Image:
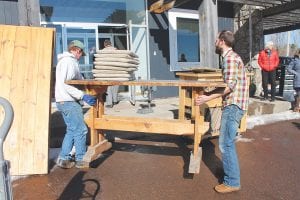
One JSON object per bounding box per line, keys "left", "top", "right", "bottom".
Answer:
{"left": 1, "top": 0, "right": 238, "bottom": 98}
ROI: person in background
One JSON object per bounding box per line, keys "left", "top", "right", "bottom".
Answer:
{"left": 251, "top": 54, "right": 263, "bottom": 97}
{"left": 55, "top": 40, "right": 96, "bottom": 169}
{"left": 258, "top": 41, "right": 280, "bottom": 101}
{"left": 103, "top": 39, "right": 119, "bottom": 108}
{"left": 195, "top": 30, "right": 249, "bottom": 193}
{"left": 287, "top": 49, "right": 300, "bottom": 112}
{"left": 179, "top": 53, "right": 187, "bottom": 62}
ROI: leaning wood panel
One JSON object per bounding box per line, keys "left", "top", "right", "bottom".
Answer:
{"left": 0, "top": 25, "right": 54, "bottom": 175}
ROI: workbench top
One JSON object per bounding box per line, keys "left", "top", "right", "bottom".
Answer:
{"left": 66, "top": 79, "right": 226, "bottom": 87}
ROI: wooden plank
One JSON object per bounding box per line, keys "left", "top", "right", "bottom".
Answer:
{"left": 101, "top": 115, "right": 192, "bottom": 123}
{"left": 0, "top": 25, "right": 54, "bottom": 175}
{"left": 92, "top": 116, "right": 209, "bottom": 135}
{"left": 0, "top": 25, "right": 15, "bottom": 167}
{"left": 0, "top": 25, "right": 15, "bottom": 100}
{"left": 178, "top": 85, "right": 186, "bottom": 120}
{"left": 176, "top": 72, "right": 222, "bottom": 78}
{"left": 5, "top": 26, "right": 28, "bottom": 175}
{"left": 18, "top": 26, "right": 37, "bottom": 175}
{"left": 67, "top": 80, "right": 227, "bottom": 88}
{"left": 193, "top": 88, "right": 204, "bottom": 162}
{"left": 33, "top": 27, "right": 54, "bottom": 174}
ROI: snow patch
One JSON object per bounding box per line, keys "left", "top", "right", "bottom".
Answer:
{"left": 247, "top": 111, "right": 300, "bottom": 129}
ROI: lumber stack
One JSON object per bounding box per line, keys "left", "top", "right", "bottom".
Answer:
{"left": 93, "top": 50, "right": 139, "bottom": 81}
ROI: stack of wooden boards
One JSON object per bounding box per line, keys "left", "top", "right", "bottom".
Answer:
{"left": 92, "top": 50, "right": 139, "bottom": 81}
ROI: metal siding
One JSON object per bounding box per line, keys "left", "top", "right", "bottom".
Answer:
{"left": 0, "top": 2, "right": 5, "bottom": 24}
{"left": 9, "top": 1, "right": 19, "bottom": 24}
{"left": 0, "top": 1, "right": 18, "bottom": 25}
{"left": 218, "top": 17, "right": 234, "bottom": 32}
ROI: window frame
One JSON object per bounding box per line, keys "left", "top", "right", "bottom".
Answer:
{"left": 168, "top": 9, "right": 200, "bottom": 71}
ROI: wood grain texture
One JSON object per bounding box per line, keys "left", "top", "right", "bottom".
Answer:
{"left": 66, "top": 79, "right": 227, "bottom": 87}
{"left": 0, "top": 25, "right": 54, "bottom": 175}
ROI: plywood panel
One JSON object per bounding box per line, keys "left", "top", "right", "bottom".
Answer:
{"left": 0, "top": 25, "right": 54, "bottom": 175}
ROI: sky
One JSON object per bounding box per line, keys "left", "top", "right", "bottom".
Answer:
{"left": 265, "top": 29, "right": 300, "bottom": 56}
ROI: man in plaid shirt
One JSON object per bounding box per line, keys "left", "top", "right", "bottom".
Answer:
{"left": 196, "top": 30, "right": 249, "bottom": 193}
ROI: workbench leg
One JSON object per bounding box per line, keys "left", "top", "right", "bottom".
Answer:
{"left": 189, "top": 88, "right": 204, "bottom": 174}
{"left": 238, "top": 111, "right": 247, "bottom": 133}
{"left": 179, "top": 86, "right": 186, "bottom": 120}
{"left": 83, "top": 90, "right": 112, "bottom": 162}
{"left": 90, "top": 105, "right": 99, "bottom": 146}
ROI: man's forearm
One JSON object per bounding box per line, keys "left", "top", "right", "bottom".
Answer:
{"left": 206, "top": 87, "right": 231, "bottom": 98}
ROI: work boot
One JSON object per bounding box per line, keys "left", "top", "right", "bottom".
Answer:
{"left": 293, "top": 97, "right": 300, "bottom": 112}
{"left": 214, "top": 183, "right": 240, "bottom": 193}
{"left": 75, "top": 161, "right": 90, "bottom": 169}
{"left": 56, "top": 158, "right": 75, "bottom": 169}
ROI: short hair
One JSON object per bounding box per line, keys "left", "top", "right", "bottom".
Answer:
{"left": 218, "top": 30, "right": 235, "bottom": 47}
{"left": 265, "top": 41, "right": 274, "bottom": 49}
{"left": 104, "top": 39, "right": 112, "bottom": 47}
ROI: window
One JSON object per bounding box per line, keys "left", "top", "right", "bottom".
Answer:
{"left": 40, "top": 0, "right": 146, "bottom": 25}
{"left": 169, "top": 9, "right": 200, "bottom": 71}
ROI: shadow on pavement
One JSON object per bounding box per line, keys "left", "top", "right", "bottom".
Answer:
{"left": 58, "top": 171, "right": 100, "bottom": 200}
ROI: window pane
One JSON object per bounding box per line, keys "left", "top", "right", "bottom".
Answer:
{"left": 40, "top": 0, "right": 146, "bottom": 25}
{"left": 177, "top": 18, "right": 199, "bottom": 62}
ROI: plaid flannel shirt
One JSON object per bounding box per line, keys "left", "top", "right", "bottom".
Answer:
{"left": 222, "top": 48, "right": 249, "bottom": 111}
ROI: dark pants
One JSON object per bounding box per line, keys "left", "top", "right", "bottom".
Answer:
{"left": 262, "top": 70, "right": 276, "bottom": 100}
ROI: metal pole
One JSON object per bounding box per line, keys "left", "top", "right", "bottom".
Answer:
{"left": 249, "top": 6, "right": 253, "bottom": 65}
{"left": 286, "top": 31, "right": 290, "bottom": 57}
{"left": 0, "top": 97, "right": 14, "bottom": 200}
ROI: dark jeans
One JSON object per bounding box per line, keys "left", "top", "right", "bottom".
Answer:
{"left": 262, "top": 70, "right": 276, "bottom": 100}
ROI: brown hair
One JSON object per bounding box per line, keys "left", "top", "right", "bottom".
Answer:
{"left": 218, "top": 30, "right": 235, "bottom": 48}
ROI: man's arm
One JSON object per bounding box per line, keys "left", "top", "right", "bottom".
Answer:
{"left": 195, "top": 86, "right": 231, "bottom": 105}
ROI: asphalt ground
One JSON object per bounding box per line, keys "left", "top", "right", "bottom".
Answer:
{"left": 12, "top": 118, "right": 300, "bottom": 200}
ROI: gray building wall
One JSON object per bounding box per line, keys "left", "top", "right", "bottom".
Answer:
{"left": 234, "top": 5, "right": 264, "bottom": 64}
{"left": 0, "top": 0, "right": 40, "bottom": 26}
{"left": 148, "top": 12, "right": 178, "bottom": 98}
{"left": 0, "top": 0, "right": 19, "bottom": 25}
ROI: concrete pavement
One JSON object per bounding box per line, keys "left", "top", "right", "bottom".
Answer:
{"left": 12, "top": 97, "right": 300, "bottom": 199}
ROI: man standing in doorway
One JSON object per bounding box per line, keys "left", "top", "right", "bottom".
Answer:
{"left": 103, "top": 39, "right": 119, "bottom": 108}
{"left": 195, "top": 30, "right": 249, "bottom": 193}
{"left": 258, "top": 41, "right": 279, "bottom": 101}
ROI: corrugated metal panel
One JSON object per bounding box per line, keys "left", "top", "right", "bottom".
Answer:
{"left": 0, "top": 1, "right": 19, "bottom": 25}
{"left": 218, "top": 17, "right": 234, "bottom": 32}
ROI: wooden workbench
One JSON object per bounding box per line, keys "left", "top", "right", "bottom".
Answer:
{"left": 67, "top": 79, "right": 227, "bottom": 173}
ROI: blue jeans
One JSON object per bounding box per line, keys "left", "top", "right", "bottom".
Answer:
{"left": 219, "top": 105, "right": 245, "bottom": 187}
{"left": 56, "top": 101, "right": 88, "bottom": 161}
